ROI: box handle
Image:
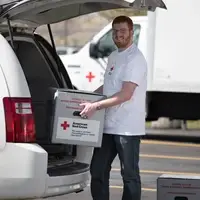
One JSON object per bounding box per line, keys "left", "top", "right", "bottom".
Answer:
{"left": 175, "top": 197, "right": 188, "bottom": 200}
{"left": 73, "top": 111, "right": 81, "bottom": 117}
{"left": 73, "top": 111, "right": 88, "bottom": 119}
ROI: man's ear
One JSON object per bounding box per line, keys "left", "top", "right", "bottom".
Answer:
{"left": 130, "top": 29, "right": 134, "bottom": 37}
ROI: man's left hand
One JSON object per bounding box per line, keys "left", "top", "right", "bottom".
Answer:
{"left": 79, "top": 102, "right": 97, "bottom": 119}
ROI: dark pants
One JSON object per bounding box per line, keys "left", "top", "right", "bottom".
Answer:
{"left": 90, "top": 134, "right": 141, "bottom": 200}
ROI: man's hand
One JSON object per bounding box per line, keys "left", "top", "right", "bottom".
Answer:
{"left": 79, "top": 102, "right": 98, "bottom": 118}
{"left": 93, "top": 81, "right": 137, "bottom": 110}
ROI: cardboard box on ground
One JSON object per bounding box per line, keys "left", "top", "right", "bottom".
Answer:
{"left": 50, "top": 88, "right": 106, "bottom": 147}
{"left": 157, "top": 174, "right": 200, "bottom": 200}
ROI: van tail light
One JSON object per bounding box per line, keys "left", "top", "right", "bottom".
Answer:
{"left": 3, "top": 97, "right": 36, "bottom": 143}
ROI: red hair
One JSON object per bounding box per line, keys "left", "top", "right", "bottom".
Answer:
{"left": 112, "top": 16, "right": 133, "bottom": 30}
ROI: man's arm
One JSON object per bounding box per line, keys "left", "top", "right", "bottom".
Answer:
{"left": 95, "top": 81, "right": 137, "bottom": 109}
{"left": 80, "top": 81, "right": 138, "bottom": 118}
{"left": 96, "top": 54, "right": 147, "bottom": 109}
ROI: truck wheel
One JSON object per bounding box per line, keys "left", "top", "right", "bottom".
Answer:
{"left": 151, "top": 118, "right": 182, "bottom": 129}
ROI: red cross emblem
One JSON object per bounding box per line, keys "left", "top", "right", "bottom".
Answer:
{"left": 61, "top": 121, "right": 70, "bottom": 130}
{"left": 108, "top": 66, "right": 114, "bottom": 75}
{"left": 86, "top": 72, "right": 95, "bottom": 82}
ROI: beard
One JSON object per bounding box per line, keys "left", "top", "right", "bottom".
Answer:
{"left": 113, "top": 34, "right": 132, "bottom": 49}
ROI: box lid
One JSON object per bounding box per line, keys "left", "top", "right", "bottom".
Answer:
{"left": 158, "top": 174, "right": 200, "bottom": 180}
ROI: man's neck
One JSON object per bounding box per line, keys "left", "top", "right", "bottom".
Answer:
{"left": 118, "top": 48, "right": 125, "bottom": 52}
{"left": 118, "top": 41, "right": 133, "bottom": 52}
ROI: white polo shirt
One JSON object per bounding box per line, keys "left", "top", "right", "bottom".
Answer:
{"left": 103, "top": 43, "right": 147, "bottom": 136}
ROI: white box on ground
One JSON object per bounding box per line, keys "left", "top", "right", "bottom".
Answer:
{"left": 157, "top": 174, "right": 200, "bottom": 200}
{"left": 51, "top": 88, "right": 106, "bottom": 147}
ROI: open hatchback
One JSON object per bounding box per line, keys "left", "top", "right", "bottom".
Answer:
{"left": 0, "top": 0, "right": 167, "bottom": 199}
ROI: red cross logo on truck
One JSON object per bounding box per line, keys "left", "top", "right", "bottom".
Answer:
{"left": 61, "top": 121, "right": 70, "bottom": 130}
{"left": 86, "top": 72, "right": 95, "bottom": 82}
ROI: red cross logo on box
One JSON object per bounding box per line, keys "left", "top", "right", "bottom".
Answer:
{"left": 86, "top": 72, "right": 95, "bottom": 82}
{"left": 61, "top": 121, "right": 70, "bottom": 130}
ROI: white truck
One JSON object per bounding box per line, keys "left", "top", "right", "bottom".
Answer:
{"left": 60, "top": 16, "right": 147, "bottom": 92}
{"left": 61, "top": 0, "right": 200, "bottom": 122}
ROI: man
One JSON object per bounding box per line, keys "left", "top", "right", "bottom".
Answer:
{"left": 80, "top": 15, "right": 147, "bottom": 200}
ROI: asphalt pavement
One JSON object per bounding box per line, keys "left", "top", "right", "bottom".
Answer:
{"left": 39, "top": 137, "right": 200, "bottom": 200}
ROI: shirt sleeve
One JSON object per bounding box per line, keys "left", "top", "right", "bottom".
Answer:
{"left": 122, "top": 53, "right": 147, "bottom": 86}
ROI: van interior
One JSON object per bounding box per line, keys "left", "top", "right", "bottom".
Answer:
{"left": 4, "top": 32, "right": 89, "bottom": 176}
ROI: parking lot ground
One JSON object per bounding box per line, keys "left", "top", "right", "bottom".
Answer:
{"left": 38, "top": 138, "right": 200, "bottom": 200}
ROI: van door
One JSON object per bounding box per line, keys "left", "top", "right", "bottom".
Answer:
{"left": 0, "top": 0, "right": 139, "bottom": 26}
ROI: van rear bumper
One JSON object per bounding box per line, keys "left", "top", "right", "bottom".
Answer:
{"left": 44, "top": 171, "right": 89, "bottom": 197}
{"left": 0, "top": 172, "right": 89, "bottom": 199}
{"left": 0, "top": 143, "right": 89, "bottom": 199}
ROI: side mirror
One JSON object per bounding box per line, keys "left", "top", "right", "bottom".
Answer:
{"left": 89, "top": 42, "right": 114, "bottom": 58}
{"left": 89, "top": 42, "right": 99, "bottom": 59}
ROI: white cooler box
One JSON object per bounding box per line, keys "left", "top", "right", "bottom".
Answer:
{"left": 50, "top": 88, "right": 106, "bottom": 147}
{"left": 157, "top": 174, "right": 200, "bottom": 200}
